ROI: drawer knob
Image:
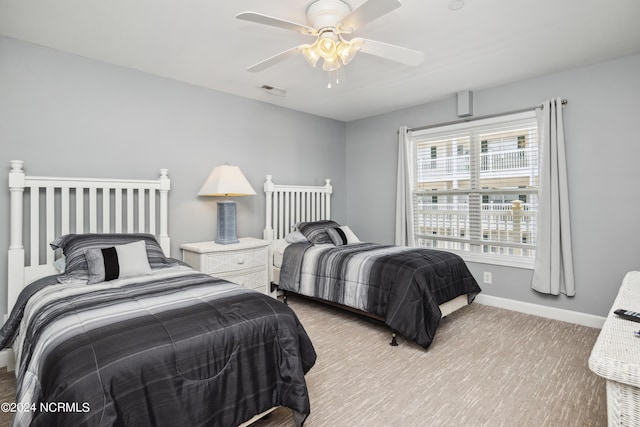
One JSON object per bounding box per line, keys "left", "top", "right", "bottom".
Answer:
{"left": 237, "top": 258, "right": 245, "bottom": 264}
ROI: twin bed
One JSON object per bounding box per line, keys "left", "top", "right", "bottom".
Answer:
{"left": 2, "top": 162, "right": 314, "bottom": 427}
{"left": 263, "top": 175, "right": 481, "bottom": 349}
{"left": 2, "top": 164, "right": 480, "bottom": 427}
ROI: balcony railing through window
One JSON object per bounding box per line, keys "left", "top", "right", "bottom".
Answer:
{"left": 418, "top": 147, "right": 536, "bottom": 182}
{"left": 413, "top": 198, "right": 537, "bottom": 257}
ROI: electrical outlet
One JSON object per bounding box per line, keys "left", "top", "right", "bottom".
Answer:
{"left": 483, "top": 272, "right": 492, "bottom": 284}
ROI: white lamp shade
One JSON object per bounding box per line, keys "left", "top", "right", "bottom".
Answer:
{"left": 197, "top": 165, "right": 257, "bottom": 197}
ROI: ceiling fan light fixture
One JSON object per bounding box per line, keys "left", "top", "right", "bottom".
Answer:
{"left": 317, "top": 32, "right": 338, "bottom": 59}
{"left": 337, "top": 36, "right": 363, "bottom": 65}
{"left": 300, "top": 44, "right": 321, "bottom": 67}
{"left": 238, "top": 0, "right": 423, "bottom": 86}
{"left": 322, "top": 56, "right": 341, "bottom": 71}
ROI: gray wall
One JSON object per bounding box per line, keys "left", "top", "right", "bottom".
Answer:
{"left": 2, "top": 34, "right": 639, "bottom": 320}
{"left": 346, "top": 53, "right": 640, "bottom": 317}
{"left": 0, "top": 36, "right": 347, "bottom": 317}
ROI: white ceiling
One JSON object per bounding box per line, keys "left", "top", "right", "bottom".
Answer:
{"left": 1, "top": 0, "right": 640, "bottom": 122}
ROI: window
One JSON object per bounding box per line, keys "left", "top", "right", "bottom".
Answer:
{"left": 411, "top": 111, "right": 538, "bottom": 267}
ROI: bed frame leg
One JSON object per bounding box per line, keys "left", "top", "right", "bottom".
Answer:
{"left": 283, "top": 290, "right": 288, "bottom": 305}
{"left": 390, "top": 331, "right": 399, "bottom": 347}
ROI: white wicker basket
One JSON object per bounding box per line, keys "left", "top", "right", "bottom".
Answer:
{"left": 589, "top": 271, "right": 640, "bottom": 426}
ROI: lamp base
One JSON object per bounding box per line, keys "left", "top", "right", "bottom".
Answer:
{"left": 215, "top": 201, "right": 239, "bottom": 245}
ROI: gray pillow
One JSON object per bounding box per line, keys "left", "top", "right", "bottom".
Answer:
{"left": 296, "top": 220, "right": 340, "bottom": 244}
{"left": 50, "top": 233, "right": 170, "bottom": 283}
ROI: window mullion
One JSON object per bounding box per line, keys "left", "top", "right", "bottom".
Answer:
{"left": 468, "top": 131, "right": 482, "bottom": 252}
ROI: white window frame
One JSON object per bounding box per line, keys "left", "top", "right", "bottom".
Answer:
{"left": 411, "top": 111, "right": 537, "bottom": 269}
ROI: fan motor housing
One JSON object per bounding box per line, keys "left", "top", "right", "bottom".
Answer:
{"left": 306, "top": 0, "right": 351, "bottom": 29}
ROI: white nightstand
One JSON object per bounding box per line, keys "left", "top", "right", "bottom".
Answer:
{"left": 180, "top": 237, "right": 272, "bottom": 297}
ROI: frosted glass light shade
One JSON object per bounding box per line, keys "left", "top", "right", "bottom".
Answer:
{"left": 198, "top": 165, "right": 256, "bottom": 197}
{"left": 318, "top": 35, "right": 337, "bottom": 59}
{"left": 337, "top": 38, "right": 363, "bottom": 65}
{"left": 301, "top": 44, "right": 320, "bottom": 67}
{"left": 322, "top": 56, "right": 341, "bottom": 71}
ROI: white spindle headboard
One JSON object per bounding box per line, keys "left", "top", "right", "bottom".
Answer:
{"left": 7, "top": 160, "right": 171, "bottom": 314}
{"left": 263, "top": 175, "right": 332, "bottom": 241}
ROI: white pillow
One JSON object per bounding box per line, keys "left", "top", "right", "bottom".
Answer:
{"left": 53, "top": 255, "right": 66, "bottom": 273}
{"left": 284, "top": 230, "right": 309, "bottom": 243}
{"left": 341, "top": 226, "right": 361, "bottom": 243}
{"left": 327, "top": 225, "right": 361, "bottom": 246}
{"left": 85, "top": 240, "right": 152, "bottom": 284}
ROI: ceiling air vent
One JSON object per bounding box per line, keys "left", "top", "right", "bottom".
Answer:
{"left": 260, "top": 85, "right": 287, "bottom": 97}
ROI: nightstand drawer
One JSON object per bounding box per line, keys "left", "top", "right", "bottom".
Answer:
{"left": 216, "top": 268, "right": 268, "bottom": 291}
{"left": 205, "top": 247, "right": 266, "bottom": 275}
{"left": 180, "top": 237, "right": 273, "bottom": 298}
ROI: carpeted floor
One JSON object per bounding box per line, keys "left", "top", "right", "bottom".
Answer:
{"left": 0, "top": 367, "right": 15, "bottom": 427}
{"left": 0, "top": 295, "right": 606, "bottom": 426}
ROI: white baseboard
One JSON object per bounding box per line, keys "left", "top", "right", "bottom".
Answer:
{"left": 474, "top": 294, "right": 606, "bottom": 329}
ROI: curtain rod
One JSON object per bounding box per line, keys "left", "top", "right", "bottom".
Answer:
{"left": 406, "top": 99, "right": 568, "bottom": 133}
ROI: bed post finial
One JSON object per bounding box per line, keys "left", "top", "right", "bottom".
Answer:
{"left": 10, "top": 160, "right": 24, "bottom": 173}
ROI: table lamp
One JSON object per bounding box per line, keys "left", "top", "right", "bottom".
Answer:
{"left": 198, "top": 164, "right": 256, "bottom": 244}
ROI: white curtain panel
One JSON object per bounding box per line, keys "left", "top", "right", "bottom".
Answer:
{"left": 395, "top": 126, "right": 415, "bottom": 246}
{"left": 532, "top": 98, "right": 575, "bottom": 296}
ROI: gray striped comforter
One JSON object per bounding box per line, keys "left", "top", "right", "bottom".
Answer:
{"left": 280, "top": 243, "right": 481, "bottom": 349}
{"left": 2, "top": 266, "right": 316, "bottom": 427}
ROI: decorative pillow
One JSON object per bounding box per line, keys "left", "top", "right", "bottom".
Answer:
{"left": 327, "top": 226, "right": 361, "bottom": 246}
{"left": 284, "top": 230, "right": 309, "bottom": 244}
{"left": 296, "top": 220, "right": 341, "bottom": 244}
{"left": 50, "top": 233, "right": 170, "bottom": 282}
{"left": 340, "top": 226, "right": 361, "bottom": 244}
{"left": 85, "top": 240, "right": 152, "bottom": 284}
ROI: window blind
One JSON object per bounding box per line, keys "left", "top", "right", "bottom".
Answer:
{"left": 411, "top": 112, "right": 538, "bottom": 258}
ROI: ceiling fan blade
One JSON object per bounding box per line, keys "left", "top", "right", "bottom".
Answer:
{"left": 357, "top": 38, "right": 424, "bottom": 66}
{"left": 246, "top": 46, "right": 306, "bottom": 72}
{"left": 237, "top": 12, "right": 317, "bottom": 35}
{"left": 339, "top": 0, "right": 401, "bottom": 32}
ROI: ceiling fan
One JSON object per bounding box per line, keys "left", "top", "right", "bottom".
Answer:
{"left": 236, "top": 0, "right": 424, "bottom": 83}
